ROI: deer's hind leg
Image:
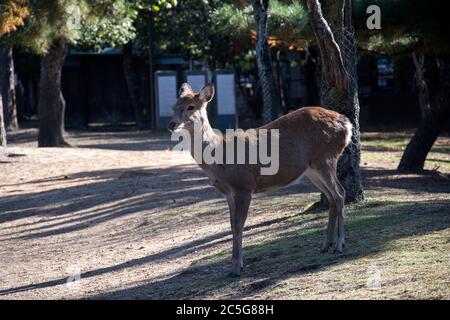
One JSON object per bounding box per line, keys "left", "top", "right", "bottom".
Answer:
{"left": 306, "top": 162, "right": 345, "bottom": 253}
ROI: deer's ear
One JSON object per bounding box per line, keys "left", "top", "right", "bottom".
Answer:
{"left": 199, "top": 83, "right": 215, "bottom": 104}
{"left": 179, "top": 83, "right": 194, "bottom": 97}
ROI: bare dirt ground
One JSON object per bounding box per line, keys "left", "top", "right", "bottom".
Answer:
{"left": 0, "top": 127, "right": 449, "bottom": 299}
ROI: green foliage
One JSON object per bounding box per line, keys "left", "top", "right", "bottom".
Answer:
{"left": 137, "top": 0, "right": 178, "bottom": 12}
{"left": 211, "top": 0, "right": 310, "bottom": 48}
{"left": 79, "top": 1, "right": 138, "bottom": 51}
{"left": 5, "top": 0, "right": 139, "bottom": 53}
{"left": 211, "top": 3, "right": 253, "bottom": 40}
{"left": 131, "top": 0, "right": 235, "bottom": 67}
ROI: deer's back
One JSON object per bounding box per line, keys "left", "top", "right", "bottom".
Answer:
{"left": 261, "top": 106, "right": 350, "bottom": 157}
{"left": 208, "top": 106, "right": 351, "bottom": 194}
{"left": 251, "top": 106, "right": 350, "bottom": 193}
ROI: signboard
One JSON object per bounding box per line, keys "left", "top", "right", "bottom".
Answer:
{"left": 186, "top": 71, "right": 206, "bottom": 93}
{"left": 214, "top": 70, "right": 236, "bottom": 129}
{"left": 155, "top": 71, "right": 177, "bottom": 129}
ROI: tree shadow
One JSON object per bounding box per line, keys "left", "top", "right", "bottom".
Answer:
{"left": 7, "top": 126, "right": 172, "bottom": 151}
{"left": 0, "top": 164, "right": 221, "bottom": 239}
{"left": 74, "top": 130, "right": 172, "bottom": 151}
{"left": 0, "top": 199, "right": 447, "bottom": 298}
{"left": 362, "top": 168, "right": 450, "bottom": 193}
{"left": 89, "top": 199, "right": 449, "bottom": 299}
{"left": 0, "top": 211, "right": 318, "bottom": 297}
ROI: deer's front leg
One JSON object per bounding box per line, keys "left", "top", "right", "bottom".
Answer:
{"left": 227, "top": 191, "right": 252, "bottom": 277}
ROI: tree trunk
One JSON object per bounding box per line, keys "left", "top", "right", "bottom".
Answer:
{"left": 147, "top": 11, "right": 156, "bottom": 129}
{"left": 252, "top": 0, "right": 281, "bottom": 123}
{"left": 412, "top": 52, "right": 430, "bottom": 119}
{"left": 307, "top": 0, "right": 364, "bottom": 203}
{"left": 123, "top": 41, "right": 148, "bottom": 129}
{"left": 0, "top": 50, "right": 8, "bottom": 128}
{"left": 0, "top": 92, "right": 6, "bottom": 147}
{"left": 0, "top": 48, "right": 19, "bottom": 130}
{"left": 37, "top": 38, "right": 70, "bottom": 147}
{"left": 6, "top": 48, "right": 19, "bottom": 130}
{"left": 398, "top": 58, "right": 450, "bottom": 172}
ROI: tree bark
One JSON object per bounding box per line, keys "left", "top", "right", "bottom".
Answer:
{"left": 252, "top": 0, "right": 281, "bottom": 123}
{"left": 38, "top": 38, "right": 70, "bottom": 147}
{"left": 147, "top": 11, "right": 156, "bottom": 129}
{"left": 307, "top": 0, "right": 364, "bottom": 203}
{"left": 0, "top": 50, "right": 8, "bottom": 128}
{"left": 0, "top": 48, "right": 19, "bottom": 130}
{"left": 0, "top": 92, "right": 6, "bottom": 147}
{"left": 6, "top": 48, "right": 19, "bottom": 130}
{"left": 398, "top": 58, "right": 450, "bottom": 172}
{"left": 412, "top": 52, "right": 430, "bottom": 119}
{"left": 123, "top": 41, "right": 149, "bottom": 129}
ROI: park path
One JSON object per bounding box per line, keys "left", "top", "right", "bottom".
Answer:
{"left": 0, "top": 129, "right": 316, "bottom": 299}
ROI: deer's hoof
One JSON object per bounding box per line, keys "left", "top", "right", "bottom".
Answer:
{"left": 333, "top": 240, "right": 345, "bottom": 254}
{"left": 320, "top": 242, "right": 333, "bottom": 253}
{"left": 226, "top": 272, "right": 240, "bottom": 279}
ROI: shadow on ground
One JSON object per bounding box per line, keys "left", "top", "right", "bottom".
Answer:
{"left": 0, "top": 164, "right": 221, "bottom": 239}
{"left": 1, "top": 128, "right": 449, "bottom": 299}
{"left": 0, "top": 199, "right": 448, "bottom": 298}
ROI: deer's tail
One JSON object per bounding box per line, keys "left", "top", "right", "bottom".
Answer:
{"left": 342, "top": 116, "right": 353, "bottom": 147}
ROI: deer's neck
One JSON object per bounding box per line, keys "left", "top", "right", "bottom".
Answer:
{"left": 198, "top": 109, "right": 219, "bottom": 146}
{"left": 190, "top": 109, "right": 221, "bottom": 161}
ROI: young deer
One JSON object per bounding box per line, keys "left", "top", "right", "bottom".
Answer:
{"left": 168, "top": 83, "right": 352, "bottom": 276}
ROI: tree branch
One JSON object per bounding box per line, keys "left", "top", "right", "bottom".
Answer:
{"left": 306, "top": 0, "right": 349, "bottom": 93}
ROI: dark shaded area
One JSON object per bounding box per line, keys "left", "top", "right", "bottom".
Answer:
{"left": 0, "top": 164, "right": 216, "bottom": 239}
{"left": 6, "top": 127, "right": 172, "bottom": 151}
{"left": 62, "top": 54, "right": 139, "bottom": 128}
{"left": 362, "top": 168, "right": 450, "bottom": 192}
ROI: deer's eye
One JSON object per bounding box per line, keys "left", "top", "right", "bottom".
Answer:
{"left": 186, "top": 105, "right": 195, "bottom": 111}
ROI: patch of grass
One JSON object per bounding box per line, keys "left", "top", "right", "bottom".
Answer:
{"left": 151, "top": 197, "right": 449, "bottom": 299}
{"left": 361, "top": 133, "right": 450, "bottom": 171}
{"left": 362, "top": 137, "right": 411, "bottom": 151}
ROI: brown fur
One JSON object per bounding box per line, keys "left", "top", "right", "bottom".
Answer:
{"left": 169, "top": 83, "right": 351, "bottom": 276}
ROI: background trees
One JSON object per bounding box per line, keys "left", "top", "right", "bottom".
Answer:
{"left": 354, "top": 0, "right": 450, "bottom": 173}
{"left": 4, "top": 0, "right": 137, "bottom": 147}
{"left": 1, "top": 0, "right": 448, "bottom": 197}
{"left": 0, "top": 0, "right": 30, "bottom": 146}
{"left": 252, "top": 0, "right": 281, "bottom": 123}
{"left": 306, "top": 0, "right": 364, "bottom": 202}
{"left": 214, "top": 0, "right": 364, "bottom": 202}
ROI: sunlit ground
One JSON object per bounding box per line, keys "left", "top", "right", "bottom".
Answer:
{"left": 0, "top": 127, "right": 449, "bottom": 299}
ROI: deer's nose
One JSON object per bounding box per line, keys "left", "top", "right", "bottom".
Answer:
{"left": 168, "top": 122, "right": 177, "bottom": 132}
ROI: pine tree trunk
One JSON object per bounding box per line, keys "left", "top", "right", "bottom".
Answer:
{"left": 6, "top": 48, "right": 19, "bottom": 130}
{"left": 147, "top": 12, "right": 156, "bottom": 129}
{"left": 307, "top": 0, "right": 364, "bottom": 203}
{"left": 0, "top": 50, "right": 8, "bottom": 128}
{"left": 252, "top": 0, "right": 280, "bottom": 123}
{"left": 38, "top": 38, "right": 70, "bottom": 147}
{"left": 398, "top": 58, "right": 450, "bottom": 172}
{"left": 0, "top": 92, "right": 6, "bottom": 147}
{"left": 412, "top": 52, "right": 430, "bottom": 119}
{"left": 123, "top": 41, "right": 148, "bottom": 129}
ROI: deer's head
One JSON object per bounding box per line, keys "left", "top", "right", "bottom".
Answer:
{"left": 168, "top": 83, "right": 214, "bottom": 132}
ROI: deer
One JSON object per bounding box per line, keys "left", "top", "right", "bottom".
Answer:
{"left": 168, "top": 82, "right": 352, "bottom": 277}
